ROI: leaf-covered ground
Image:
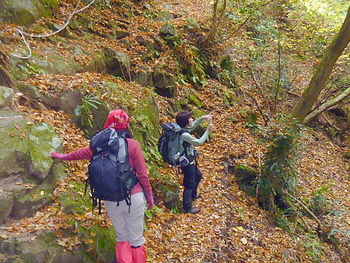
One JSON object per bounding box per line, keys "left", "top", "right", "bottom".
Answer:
{"left": 1, "top": 0, "right": 350, "bottom": 262}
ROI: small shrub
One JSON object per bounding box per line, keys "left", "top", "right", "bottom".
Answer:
{"left": 75, "top": 93, "right": 101, "bottom": 128}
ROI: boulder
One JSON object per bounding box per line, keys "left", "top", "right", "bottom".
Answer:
{"left": 103, "top": 47, "right": 131, "bottom": 81}
{"left": 0, "top": 86, "right": 14, "bottom": 109}
{"left": 132, "top": 71, "right": 154, "bottom": 87}
{"left": 9, "top": 49, "right": 84, "bottom": 81}
{"left": 153, "top": 71, "right": 176, "bottom": 98}
{"left": 0, "top": 0, "right": 59, "bottom": 27}
{"left": 234, "top": 164, "right": 258, "bottom": 197}
{"left": 0, "top": 110, "right": 66, "bottom": 222}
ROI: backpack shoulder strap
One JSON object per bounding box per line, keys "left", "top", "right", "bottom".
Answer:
{"left": 178, "top": 129, "right": 190, "bottom": 153}
{"left": 117, "top": 135, "right": 129, "bottom": 163}
{"left": 179, "top": 129, "right": 189, "bottom": 135}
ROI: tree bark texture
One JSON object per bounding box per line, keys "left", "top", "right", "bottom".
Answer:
{"left": 292, "top": 5, "right": 350, "bottom": 122}
{"left": 200, "top": 0, "right": 227, "bottom": 48}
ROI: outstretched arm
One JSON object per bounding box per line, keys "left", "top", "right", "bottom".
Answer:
{"left": 51, "top": 146, "right": 93, "bottom": 161}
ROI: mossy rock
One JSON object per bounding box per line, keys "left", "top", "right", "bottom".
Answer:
{"left": 234, "top": 165, "right": 258, "bottom": 197}
{"left": 155, "top": 11, "right": 175, "bottom": 22}
{"left": 0, "top": 230, "right": 85, "bottom": 262}
{"left": 132, "top": 71, "right": 154, "bottom": 87}
{"left": 58, "top": 182, "right": 116, "bottom": 262}
{"left": 177, "top": 88, "right": 205, "bottom": 111}
{"left": 103, "top": 48, "right": 131, "bottom": 80}
{"left": 155, "top": 181, "right": 180, "bottom": 210}
{"left": 0, "top": 86, "right": 14, "bottom": 109}
{"left": 9, "top": 51, "right": 83, "bottom": 81}
{"left": 153, "top": 71, "right": 176, "bottom": 98}
{"left": 159, "top": 23, "right": 178, "bottom": 38}
{"left": 10, "top": 186, "right": 55, "bottom": 220}
{"left": 84, "top": 52, "right": 108, "bottom": 74}
{"left": 234, "top": 164, "right": 257, "bottom": 182}
{"left": 59, "top": 180, "right": 90, "bottom": 215}
{"left": 343, "top": 152, "right": 350, "bottom": 159}
{"left": 132, "top": 96, "right": 162, "bottom": 162}
{"left": 0, "top": 0, "right": 58, "bottom": 27}
{"left": 28, "top": 122, "right": 62, "bottom": 180}
{"left": 185, "top": 89, "right": 204, "bottom": 109}
{"left": 0, "top": 111, "right": 67, "bottom": 221}
{"left": 0, "top": 66, "right": 15, "bottom": 88}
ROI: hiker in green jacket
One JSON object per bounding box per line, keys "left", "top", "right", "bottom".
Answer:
{"left": 176, "top": 110, "right": 213, "bottom": 214}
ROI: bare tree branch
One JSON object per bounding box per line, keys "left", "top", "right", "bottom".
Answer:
{"left": 304, "top": 86, "right": 350, "bottom": 124}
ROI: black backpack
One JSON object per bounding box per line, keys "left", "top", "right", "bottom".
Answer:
{"left": 87, "top": 128, "right": 137, "bottom": 213}
{"left": 158, "top": 122, "right": 188, "bottom": 166}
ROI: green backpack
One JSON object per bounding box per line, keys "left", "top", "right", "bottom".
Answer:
{"left": 158, "top": 122, "right": 189, "bottom": 166}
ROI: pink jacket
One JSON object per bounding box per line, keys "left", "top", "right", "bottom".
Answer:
{"left": 59, "top": 138, "right": 153, "bottom": 199}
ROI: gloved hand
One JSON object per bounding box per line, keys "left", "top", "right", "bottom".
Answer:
{"left": 51, "top": 152, "right": 67, "bottom": 160}
{"left": 146, "top": 195, "right": 154, "bottom": 210}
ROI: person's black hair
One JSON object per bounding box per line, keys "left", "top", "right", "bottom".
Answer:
{"left": 176, "top": 110, "right": 193, "bottom": 128}
{"left": 124, "top": 127, "right": 133, "bottom": 138}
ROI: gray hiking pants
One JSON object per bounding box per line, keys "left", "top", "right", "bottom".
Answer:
{"left": 105, "top": 192, "right": 146, "bottom": 247}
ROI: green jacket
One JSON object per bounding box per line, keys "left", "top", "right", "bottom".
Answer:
{"left": 179, "top": 116, "right": 210, "bottom": 161}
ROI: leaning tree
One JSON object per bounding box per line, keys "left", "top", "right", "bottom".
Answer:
{"left": 292, "top": 4, "right": 350, "bottom": 123}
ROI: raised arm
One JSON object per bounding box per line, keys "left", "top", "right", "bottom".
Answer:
{"left": 181, "top": 130, "right": 210, "bottom": 146}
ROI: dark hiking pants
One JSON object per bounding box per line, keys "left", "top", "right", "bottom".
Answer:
{"left": 181, "top": 163, "right": 203, "bottom": 199}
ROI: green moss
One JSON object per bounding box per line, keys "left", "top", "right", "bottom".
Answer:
{"left": 38, "top": 0, "right": 59, "bottom": 17}
{"left": 131, "top": 96, "right": 161, "bottom": 163}
{"left": 10, "top": 51, "right": 83, "bottom": 80}
{"left": 29, "top": 122, "right": 62, "bottom": 173}
{"left": 59, "top": 180, "right": 91, "bottom": 214}
{"left": 235, "top": 165, "right": 257, "bottom": 181}
{"left": 18, "top": 187, "right": 53, "bottom": 203}
{"left": 342, "top": 152, "right": 350, "bottom": 159}
{"left": 188, "top": 94, "right": 204, "bottom": 108}
{"left": 58, "top": 180, "right": 116, "bottom": 261}
{"left": 10, "top": 10, "right": 36, "bottom": 27}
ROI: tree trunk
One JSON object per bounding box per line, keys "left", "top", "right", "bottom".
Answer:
{"left": 200, "top": 0, "right": 227, "bottom": 48}
{"left": 292, "top": 5, "right": 350, "bottom": 122}
{"left": 303, "top": 87, "right": 350, "bottom": 124}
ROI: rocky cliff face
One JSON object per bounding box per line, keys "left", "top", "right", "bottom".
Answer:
{"left": 0, "top": 0, "right": 185, "bottom": 260}
{"left": 0, "top": 111, "right": 64, "bottom": 224}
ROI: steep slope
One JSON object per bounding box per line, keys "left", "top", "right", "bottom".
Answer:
{"left": 0, "top": 0, "right": 349, "bottom": 262}
{"left": 146, "top": 81, "right": 350, "bottom": 262}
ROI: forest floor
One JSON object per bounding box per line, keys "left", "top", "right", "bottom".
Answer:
{"left": 145, "top": 82, "right": 350, "bottom": 262}
{"left": 1, "top": 0, "right": 350, "bottom": 262}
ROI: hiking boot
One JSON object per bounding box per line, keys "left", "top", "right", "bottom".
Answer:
{"left": 184, "top": 207, "right": 200, "bottom": 214}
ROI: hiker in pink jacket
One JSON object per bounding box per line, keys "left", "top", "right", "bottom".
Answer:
{"left": 51, "top": 109, "right": 154, "bottom": 263}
